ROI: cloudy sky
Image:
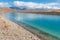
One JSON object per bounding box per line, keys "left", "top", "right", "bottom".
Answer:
{"left": 0, "top": 0, "right": 60, "bottom": 9}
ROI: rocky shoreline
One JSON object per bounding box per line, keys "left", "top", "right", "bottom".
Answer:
{"left": 0, "top": 15, "right": 41, "bottom": 40}
{"left": 12, "top": 20, "right": 60, "bottom": 40}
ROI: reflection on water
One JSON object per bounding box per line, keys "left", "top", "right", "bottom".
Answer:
{"left": 1, "top": 12, "right": 60, "bottom": 39}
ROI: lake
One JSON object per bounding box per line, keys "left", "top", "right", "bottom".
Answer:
{"left": 1, "top": 12, "right": 60, "bottom": 40}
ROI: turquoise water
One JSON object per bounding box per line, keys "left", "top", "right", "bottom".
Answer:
{"left": 2, "top": 12, "right": 60, "bottom": 38}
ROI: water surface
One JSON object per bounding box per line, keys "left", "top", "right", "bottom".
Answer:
{"left": 1, "top": 12, "right": 60, "bottom": 39}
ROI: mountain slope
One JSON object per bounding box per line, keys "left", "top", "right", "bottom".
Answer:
{"left": 10, "top": 7, "right": 26, "bottom": 10}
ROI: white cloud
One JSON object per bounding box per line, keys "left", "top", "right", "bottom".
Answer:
{"left": 13, "top": 1, "right": 60, "bottom": 9}
{"left": 13, "top": 1, "right": 25, "bottom": 7}
{"left": 0, "top": 1, "right": 60, "bottom": 9}
{"left": 0, "top": 2, "right": 11, "bottom": 8}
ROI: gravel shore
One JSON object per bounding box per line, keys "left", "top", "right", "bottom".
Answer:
{"left": 0, "top": 15, "right": 41, "bottom": 40}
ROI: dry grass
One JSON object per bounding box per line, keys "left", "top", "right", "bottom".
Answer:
{"left": 0, "top": 8, "right": 60, "bottom": 13}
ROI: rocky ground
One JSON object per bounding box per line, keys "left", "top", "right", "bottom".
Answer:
{"left": 0, "top": 15, "right": 41, "bottom": 40}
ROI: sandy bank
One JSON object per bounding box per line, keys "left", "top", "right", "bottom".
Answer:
{"left": 0, "top": 15, "right": 41, "bottom": 40}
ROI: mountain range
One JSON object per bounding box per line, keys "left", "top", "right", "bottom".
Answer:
{"left": 10, "top": 7, "right": 26, "bottom": 10}
{"left": 10, "top": 6, "right": 52, "bottom": 10}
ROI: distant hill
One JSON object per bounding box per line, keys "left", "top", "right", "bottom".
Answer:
{"left": 10, "top": 6, "right": 50, "bottom": 10}
{"left": 10, "top": 7, "right": 26, "bottom": 10}
{"left": 0, "top": 8, "right": 60, "bottom": 15}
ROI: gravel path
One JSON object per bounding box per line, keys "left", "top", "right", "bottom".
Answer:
{"left": 0, "top": 15, "right": 41, "bottom": 40}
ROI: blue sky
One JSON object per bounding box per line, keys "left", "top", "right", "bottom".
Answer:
{"left": 19, "top": 0, "right": 57, "bottom": 3}
{"left": 0, "top": 0, "right": 58, "bottom": 3}
{"left": 0, "top": 0, "right": 60, "bottom": 9}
